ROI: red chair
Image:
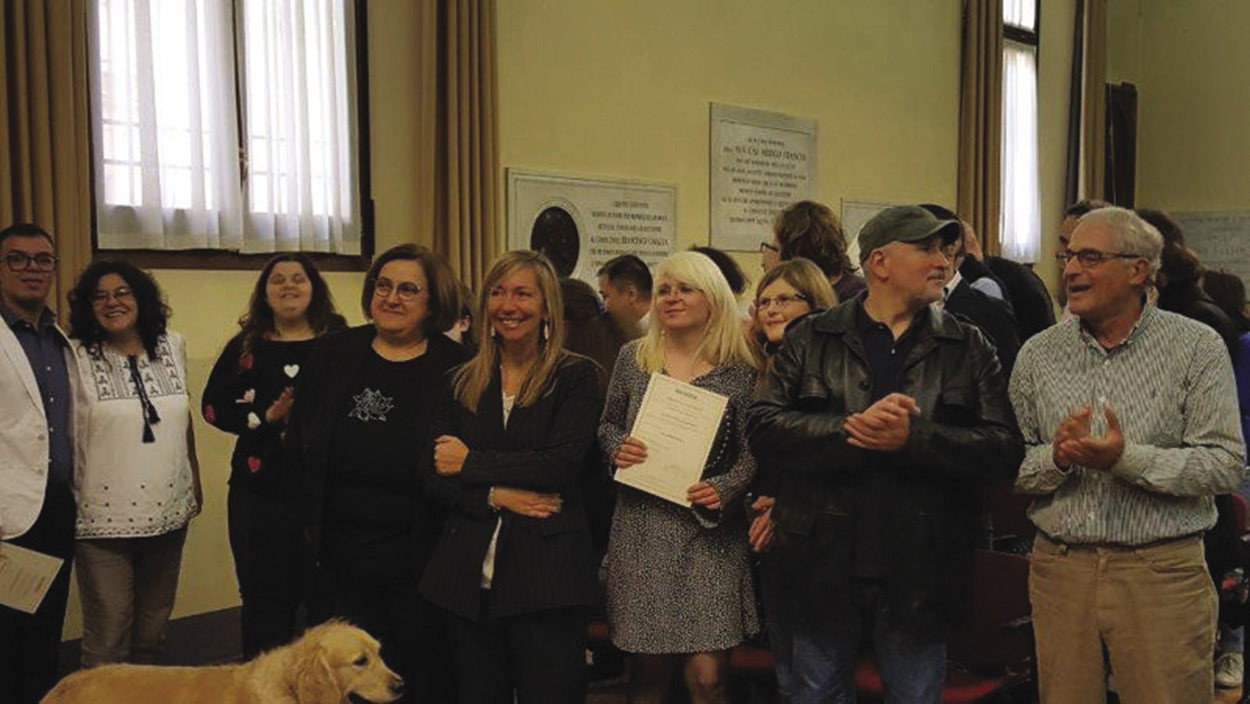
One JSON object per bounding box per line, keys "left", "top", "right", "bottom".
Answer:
{"left": 855, "top": 549, "right": 1035, "bottom": 703}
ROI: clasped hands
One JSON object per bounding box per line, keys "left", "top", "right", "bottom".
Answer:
{"left": 434, "top": 435, "right": 562, "bottom": 518}
{"left": 614, "top": 436, "right": 723, "bottom": 509}
{"left": 1052, "top": 404, "right": 1124, "bottom": 471}
{"left": 843, "top": 393, "right": 919, "bottom": 451}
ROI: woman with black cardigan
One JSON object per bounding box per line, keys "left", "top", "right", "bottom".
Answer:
{"left": 420, "top": 250, "right": 603, "bottom": 704}
{"left": 283, "top": 244, "right": 465, "bottom": 703}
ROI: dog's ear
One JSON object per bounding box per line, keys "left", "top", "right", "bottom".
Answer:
{"left": 294, "top": 643, "right": 341, "bottom": 704}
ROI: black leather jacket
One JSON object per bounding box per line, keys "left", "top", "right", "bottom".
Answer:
{"left": 747, "top": 299, "right": 1024, "bottom": 635}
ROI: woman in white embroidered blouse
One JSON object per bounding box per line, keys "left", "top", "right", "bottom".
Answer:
{"left": 67, "top": 261, "right": 201, "bottom": 667}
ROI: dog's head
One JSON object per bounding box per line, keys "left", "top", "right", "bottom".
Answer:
{"left": 292, "top": 621, "right": 403, "bottom": 704}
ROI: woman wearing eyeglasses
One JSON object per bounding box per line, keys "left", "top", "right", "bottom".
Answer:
{"left": 743, "top": 257, "right": 835, "bottom": 701}
{"left": 67, "top": 261, "right": 201, "bottom": 667}
{"left": 284, "top": 244, "right": 466, "bottom": 702}
{"left": 600, "top": 250, "right": 759, "bottom": 704}
{"left": 200, "top": 254, "right": 346, "bottom": 659}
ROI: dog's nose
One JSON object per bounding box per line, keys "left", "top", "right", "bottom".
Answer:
{"left": 391, "top": 676, "right": 405, "bottom": 696}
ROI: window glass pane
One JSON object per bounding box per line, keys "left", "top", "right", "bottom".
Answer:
{"left": 1004, "top": 0, "right": 1036, "bottom": 32}
{"left": 1000, "top": 41, "right": 1040, "bottom": 262}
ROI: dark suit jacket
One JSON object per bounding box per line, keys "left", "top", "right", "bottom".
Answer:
{"left": 419, "top": 354, "right": 604, "bottom": 621}
{"left": 945, "top": 279, "right": 1021, "bottom": 378}
{"left": 986, "top": 255, "right": 1057, "bottom": 342}
{"left": 282, "top": 325, "right": 468, "bottom": 565}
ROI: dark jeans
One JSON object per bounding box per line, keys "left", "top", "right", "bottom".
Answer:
{"left": 310, "top": 544, "right": 454, "bottom": 704}
{"left": 790, "top": 580, "right": 946, "bottom": 704}
{"left": 227, "top": 486, "right": 301, "bottom": 658}
{"left": 447, "top": 591, "right": 589, "bottom": 704}
{"left": 0, "top": 482, "right": 75, "bottom": 704}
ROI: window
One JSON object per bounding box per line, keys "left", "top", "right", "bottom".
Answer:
{"left": 90, "top": 0, "right": 366, "bottom": 256}
{"left": 1000, "top": 0, "right": 1040, "bottom": 262}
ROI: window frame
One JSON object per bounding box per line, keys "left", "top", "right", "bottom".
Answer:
{"left": 87, "top": 0, "right": 375, "bottom": 271}
{"left": 998, "top": 0, "right": 1042, "bottom": 263}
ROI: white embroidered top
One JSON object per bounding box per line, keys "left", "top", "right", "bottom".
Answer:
{"left": 72, "top": 333, "right": 196, "bottom": 539}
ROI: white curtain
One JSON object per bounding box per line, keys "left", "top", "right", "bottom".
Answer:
{"left": 92, "top": 0, "right": 243, "bottom": 249}
{"left": 91, "top": 0, "right": 360, "bottom": 254}
{"left": 240, "top": 0, "right": 360, "bottom": 254}
{"left": 1003, "top": 0, "right": 1037, "bottom": 31}
{"left": 1000, "top": 40, "right": 1040, "bottom": 262}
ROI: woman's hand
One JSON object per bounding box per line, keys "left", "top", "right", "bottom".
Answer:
{"left": 687, "top": 481, "right": 722, "bottom": 510}
{"left": 434, "top": 436, "right": 469, "bottom": 475}
{"left": 614, "top": 436, "right": 648, "bottom": 469}
{"left": 264, "top": 387, "right": 295, "bottom": 425}
{"left": 491, "top": 487, "right": 562, "bottom": 518}
{"left": 748, "top": 496, "right": 775, "bottom": 552}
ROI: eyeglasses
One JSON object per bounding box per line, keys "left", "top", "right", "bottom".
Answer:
{"left": 656, "top": 282, "right": 701, "bottom": 298}
{"left": 1054, "top": 249, "right": 1143, "bottom": 268}
{"left": 756, "top": 293, "right": 809, "bottom": 310}
{"left": 759, "top": 241, "right": 780, "bottom": 254}
{"left": 373, "top": 278, "right": 425, "bottom": 302}
{"left": 4, "top": 252, "right": 57, "bottom": 272}
{"left": 91, "top": 287, "right": 135, "bottom": 305}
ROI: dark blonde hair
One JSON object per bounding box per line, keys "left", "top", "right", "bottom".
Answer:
{"left": 748, "top": 258, "right": 836, "bottom": 368}
{"left": 774, "top": 200, "right": 854, "bottom": 279}
{"left": 452, "top": 251, "right": 572, "bottom": 411}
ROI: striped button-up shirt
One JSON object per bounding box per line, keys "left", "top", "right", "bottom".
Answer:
{"left": 1010, "top": 304, "right": 1245, "bottom": 545}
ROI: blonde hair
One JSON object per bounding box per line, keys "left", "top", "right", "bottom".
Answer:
{"left": 453, "top": 250, "right": 571, "bottom": 411}
{"left": 747, "top": 257, "right": 837, "bottom": 368}
{"left": 635, "top": 251, "right": 756, "bottom": 373}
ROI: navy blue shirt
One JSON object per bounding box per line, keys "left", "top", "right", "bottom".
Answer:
{"left": 2, "top": 305, "right": 73, "bottom": 487}
{"left": 852, "top": 300, "right": 925, "bottom": 579}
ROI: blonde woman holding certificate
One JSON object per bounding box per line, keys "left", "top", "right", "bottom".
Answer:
{"left": 599, "top": 251, "right": 759, "bottom": 704}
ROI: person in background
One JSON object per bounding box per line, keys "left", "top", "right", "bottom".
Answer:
{"left": 560, "top": 277, "right": 641, "bottom": 393}
{"left": 748, "top": 205, "right": 1023, "bottom": 703}
{"left": 0, "top": 224, "right": 80, "bottom": 704}
{"left": 920, "top": 204, "right": 1021, "bottom": 378}
{"left": 690, "top": 245, "right": 751, "bottom": 321}
{"left": 284, "top": 244, "right": 465, "bottom": 702}
{"left": 743, "top": 257, "right": 836, "bottom": 702}
{"left": 1204, "top": 270, "right": 1250, "bottom": 451}
{"left": 201, "top": 253, "right": 346, "bottom": 658}
{"left": 601, "top": 251, "right": 759, "bottom": 704}
{"left": 766, "top": 200, "right": 867, "bottom": 303}
{"left": 421, "top": 251, "right": 603, "bottom": 704}
{"left": 68, "top": 261, "right": 202, "bottom": 668}
{"left": 1014, "top": 207, "right": 1244, "bottom": 703}
{"left": 598, "top": 254, "right": 653, "bottom": 330}
{"left": 446, "top": 278, "right": 478, "bottom": 356}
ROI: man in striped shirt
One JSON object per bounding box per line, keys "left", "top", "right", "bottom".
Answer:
{"left": 1011, "top": 206, "right": 1245, "bottom": 703}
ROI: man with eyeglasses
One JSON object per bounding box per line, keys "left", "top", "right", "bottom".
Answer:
{"left": 0, "top": 223, "right": 80, "bottom": 703}
{"left": 748, "top": 205, "right": 1023, "bottom": 703}
{"left": 1011, "top": 206, "right": 1244, "bottom": 703}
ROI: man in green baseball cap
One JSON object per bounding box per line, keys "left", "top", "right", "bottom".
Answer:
{"left": 747, "top": 204, "right": 1022, "bottom": 702}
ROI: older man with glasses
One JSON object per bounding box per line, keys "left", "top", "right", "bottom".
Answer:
{"left": 1011, "top": 206, "right": 1245, "bottom": 703}
{"left": 0, "top": 223, "right": 81, "bottom": 704}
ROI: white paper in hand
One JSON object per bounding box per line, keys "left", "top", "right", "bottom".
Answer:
{"left": 0, "top": 542, "right": 64, "bottom": 614}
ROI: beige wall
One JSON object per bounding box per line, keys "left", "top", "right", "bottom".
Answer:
{"left": 63, "top": 0, "right": 1084, "bottom": 636}
{"left": 1118, "top": 0, "right": 1250, "bottom": 212}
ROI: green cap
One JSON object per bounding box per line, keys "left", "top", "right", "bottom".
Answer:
{"left": 857, "top": 205, "right": 962, "bottom": 264}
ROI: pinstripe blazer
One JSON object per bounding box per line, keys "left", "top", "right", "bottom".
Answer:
{"left": 419, "top": 354, "right": 604, "bottom": 621}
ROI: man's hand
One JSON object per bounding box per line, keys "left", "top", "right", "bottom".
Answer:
{"left": 749, "top": 496, "right": 776, "bottom": 553}
{"left": 1051, "top": 405, "right": 1093, "bottom": 469}
{"left": 1061, "top": 405, "right": 1125, "bottom": 471}
{"left": 844, "top": 393, "right": 920, "bottom": 451}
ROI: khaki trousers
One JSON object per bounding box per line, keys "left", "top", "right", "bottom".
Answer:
{"left": 1030, "top": 532, "right": 1216, "bottom": 704}
{"left": 75, "top": 526, "right": 187, "bottom": 667}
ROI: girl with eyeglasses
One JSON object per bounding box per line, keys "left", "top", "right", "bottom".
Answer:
{"left": 66, "top": 261, "right": 200, "bottom": 668}
{"left": 282, "top": 244, "right": 467, "bottom": 702}
{"left": 744, "top": 257, "right": 836, "bottom": 701}
{"left": 200, "top": 254, "right": 346, "bottom": 658}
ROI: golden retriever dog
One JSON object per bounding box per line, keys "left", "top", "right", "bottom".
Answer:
{"left": 41, "top": 620, "right": 403, "bottom": 704}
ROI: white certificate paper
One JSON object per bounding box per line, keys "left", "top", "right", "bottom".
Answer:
{"left": 616, "top": 373, "right": 729, "bottom": 506}
{"left": 0, "top": 542, "right": 64, "bottom": 614}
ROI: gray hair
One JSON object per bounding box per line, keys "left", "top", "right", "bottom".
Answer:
{"left": 1077, "top": 206, "right": 1163, "bottom": 280}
